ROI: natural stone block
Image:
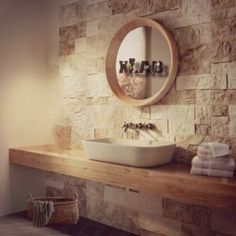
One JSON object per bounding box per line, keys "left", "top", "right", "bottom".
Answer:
{"left": 162, "top": 199, "right": 211, "bottom": 228}
{"left": 87, "top": 180, "right": 104, "bottom": 199}
{"left": 211, "top": 90, "right": 229, "bottom": 105}
{"left": 94, "top": 128, "right": 108, "bottom": 138}
{"left": 71, "top": 105, "right": 92, "bottom": 132}
{"left": 179, "top": 42, "right": 214, "bottom": 75}
{"left": 212, "top": 38, "right": 236, "bottom": 63}
{"left": 59, "top": 22, "right": 86, "bottom": 56}
{"left": 195, "top": 105, "right": 211, "bottom": 124}
{"left": 195, "top": 124, "right": 211, "bottom": 136}
{"left": 86, "top": 0, "right": 106, "bottom": 6}
{"left": 175, "top": 90, "right": 196, "bottom": 105}
{"left": 175, "top": 135, "right": 205, "bottom": 146}
{"left": 169, "top": 105, "right": 195, "bottom": 136}
{"left": 53, "top": 123, "right": 71, "bottom": 149}
{"left": 108, "top": 0, "right": 150, "bottom": 15}
{"left": 139, "top": 211, "right": 182, "bottom": 236}
{"left": 75, "top": 37, "right": 86, "bottom": 53}
{"left": 211, "top": 105, "right": 228, "bottom": 116}
{"left": 211, "top": 116, "right": 229, "bottom": 137}
{"left": 211, "top": 0, "right": 236, "bottom": 9}
{"left": 88, "top": 192, "right": 139, "bottom": 234}
{"left": 139, "top": 192, "right": 162, "bottom": 214}
{"left": 59, "top": 25, "right": 78, "bottom": 56}
{"left": 104, "top": 185, "right": 126, "bottom": 206}
{"left": 58, "top": 55, "right": 73, "bottom": 77}
{"left": 87, "top": 105, "right": 113, "bottom": 129}
{"left": 86, "top": 34, "right": 110, "bottom": 48}
{"left": 86, "top": 97, "right": 110, "bottom": 105}
{"left": 125, "top": 129, "right": 139, "bottom": 139}
{"left": 98, "top": 10, "right": 138, "bottom": 36}
{"left": 59, "top": 2, "right": 79, "bottom": 26}
{"left": 225, "top": 61, "right": 236, "bottom": 89}
{"left": 211, "top": 209, "right": 236, "bottom": 235}
{"left": 211, "top": 63, "right": 228, "bottom": 89}
{"left": 46, "top": 179, "right": 64, "bottom": 190}
{"left": 46, "top": 186, "right": 64, "bottom": 197}
{"left": 151, "top": 105, "right": 170, "bottom": 120}
{"left": 106, "top": 204, "right": 139, "bottom": 234}
{"left": 139, "top": 119, "right": 168, "bottom": 141}
{"left": 125, "top": 189, "right": 141, "bottom": 210}
{"left": 86, "top": 19, "right": 103, "bottom": 37}
{"left": 152, "top": 8, "right": 210, "bottom": 30}
{"left": 87, "top": 195, "right": 109, "bottom": 224}
{"left": 149, "top": 0, "right": 182, "bottom": 14}
{"left": 86, "top": 44, "right": 108, "bottom": 58}
{"left": 176, "top": 74, "right": 226, "bottom": 90}
{"left": 174, "top": 23, "right": 211, "bottom": 52}
{"left": 139, "top": 106, "right": 151, "bottom": 119}
{"left": 226, "top": 90, "right": 236, "bottom": 105}
{"left": 196, "top": 90, "right": 212, "bottom": 104}
{"left": 229, "top": 105, "right": 236, "bottom": 137}
{"left": 211, "top": 9, "right": 236, "bottom": 42}
{"left": 62, "top": 174, "right": 87, "bottom": 189}
{"left": 201, "top": 136, "right": 230, "bottom": 146}
{"left": 86, "top": 57, "right": 105, "bottom": 75}
{"left": 84, "top": 1, "right": 112, "bottom": 21}
{"left": 86, "top": 73, "right": 111, "bottom": 97}
{"left": 229, "top": 105, "right": 236, "bottom": 117}
{"left": 71, "top": 128, "right": 94, "bottom": 148}
{"left": 182, "top": 0, "right": 211, "bottom": 19}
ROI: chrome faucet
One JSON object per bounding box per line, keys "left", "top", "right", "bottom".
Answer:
{"left": 122, "top": 122, "right": 155, "bottom": 132}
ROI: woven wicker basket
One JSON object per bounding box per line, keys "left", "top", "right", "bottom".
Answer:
{"left": 27, "top": 193, "right": 79, "bottom": 225}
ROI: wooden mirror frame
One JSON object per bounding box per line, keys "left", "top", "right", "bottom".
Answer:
{"left": 105, "top": 17, "right": 178, "bottom": 107}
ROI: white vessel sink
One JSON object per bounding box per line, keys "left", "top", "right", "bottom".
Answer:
{"left": 82, "top": 138, "right": 176, "bottom": 167}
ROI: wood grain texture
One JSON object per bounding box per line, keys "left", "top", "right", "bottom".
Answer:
{"left": 105, "top": 17, "right": 178, "bottom": 107}
{"left": 9, "top": 145, "right": 236, "bottom": 209}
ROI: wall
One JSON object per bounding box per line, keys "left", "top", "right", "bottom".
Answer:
{"left": 51, "top": 0, "right": 236, "bottom": 163}
{"left": 47, "top": 0, "right": 236, "bottom": 235}
{"left": 0, "top": 0, "right": 58, "bottom": 216}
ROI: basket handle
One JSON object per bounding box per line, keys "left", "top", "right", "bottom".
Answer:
{"left": 28, "top": 192, "right": 33, "bottom": 200}
{"left": 72, "top": 192, "right": 78, "bottom": 200}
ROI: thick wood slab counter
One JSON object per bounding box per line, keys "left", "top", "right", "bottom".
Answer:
{"left": 9, "top": 145, "right": 236, "bottom": 209}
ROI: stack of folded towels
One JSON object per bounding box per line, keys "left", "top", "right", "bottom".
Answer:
{"left": 191, "top": 142, "right": 235, "bottom": 177}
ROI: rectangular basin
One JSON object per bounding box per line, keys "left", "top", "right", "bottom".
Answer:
{"left": 82, "top": 138, "right": 176, "bottom": 167}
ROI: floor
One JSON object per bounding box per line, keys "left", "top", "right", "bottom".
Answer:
{"left": 0, "top": 212, "right": 137, "bottom": 236}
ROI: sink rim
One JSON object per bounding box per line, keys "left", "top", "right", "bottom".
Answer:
{"left": 83, "top": 138, "right": 176, "bottom": 148}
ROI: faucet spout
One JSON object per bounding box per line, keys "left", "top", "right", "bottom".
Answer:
{"left": 122, "top": 121, "right": 156, "bottom": 132}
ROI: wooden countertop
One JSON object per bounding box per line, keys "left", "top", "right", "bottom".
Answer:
{"left": 9, "top": 144, "right": 236, "bottom": 209}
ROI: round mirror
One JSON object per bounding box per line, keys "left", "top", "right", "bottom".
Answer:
{"left": 106, "top": 18, "right": 178, "bottom": 107}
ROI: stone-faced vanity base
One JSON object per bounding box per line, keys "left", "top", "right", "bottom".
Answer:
{"left": 9, "top": 145, "right": 236, "bottom": 236}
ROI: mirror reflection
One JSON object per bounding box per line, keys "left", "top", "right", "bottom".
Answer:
{"left": 116, "top": 26, "right": 171, "bottom": 99}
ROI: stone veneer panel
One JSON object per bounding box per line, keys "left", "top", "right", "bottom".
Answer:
{"left": 46, "top": 173, "right": 236, "bottom": 236}
{"left": 47, "top": 0, "right": 236, "bottom": 235}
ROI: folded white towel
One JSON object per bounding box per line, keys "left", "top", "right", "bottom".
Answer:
{"left": 198, "top": 142, "right": 230, "bottom": 160}
{"left": 190, "top": 166, "right": 234, "bottom": 177}
{"left": 192, "top": 156, "right": 235, "bottom": 171}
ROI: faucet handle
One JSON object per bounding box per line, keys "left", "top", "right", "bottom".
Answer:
{"left": 138, "top": 123, "right": 143, "bottom": 129}
{"left": 122, "top": 121, "right": 129, "bottom": 132}
{"left": 128, "top": 122, "right": 133, "bottom": 127}
{"left": 122, "top": 121, "right": 127, "bottom": 128}
{"left": 147, "top": 123, "right": 155, "bottom": 129}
